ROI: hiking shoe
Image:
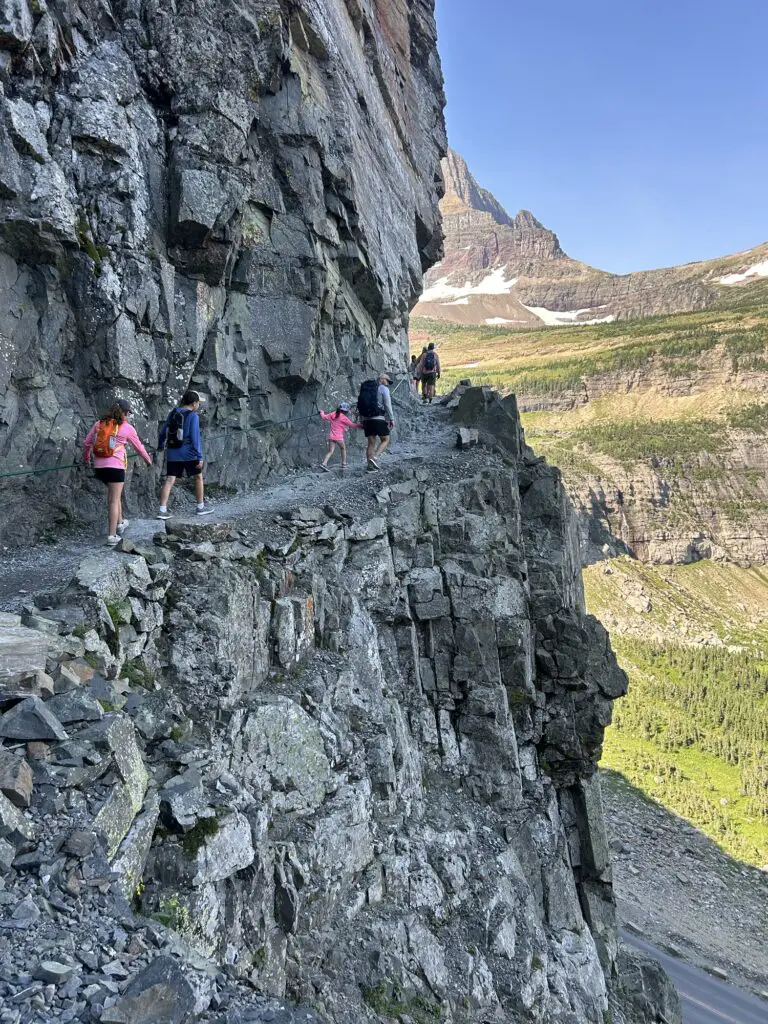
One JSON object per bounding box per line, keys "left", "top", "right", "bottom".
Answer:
{"left": 367, "top": 457, "right": 379, "bottom": 469}
{"left": 366, "top": 460, "right": 380, "bottom": 473}
{"left": 195, "top": 504, "right": 214, "bottom": 516}
{"left": 320, "top": 464, "right": 330, "bottom": 473}
{"left": 116, "top": 520, "right": 129, "bottom": 534}
{"left": 105, "top": 535, "right": 120, "bottom": 546}
{"left": 156, "top": 510, "right": 172, "bottom": 520}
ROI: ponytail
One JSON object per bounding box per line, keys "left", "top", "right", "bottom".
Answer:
{"left": 100, "top": 403, "right": 127, "bottom": 426}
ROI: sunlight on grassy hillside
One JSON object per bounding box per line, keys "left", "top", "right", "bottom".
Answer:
{"left": 418, "top": 292, "right": 768, "bottom": 867}
{"left": 584, "top": 559, "right": 768, "bottom": 866}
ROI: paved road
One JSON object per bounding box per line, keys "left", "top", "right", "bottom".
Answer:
{"left": 623, "top": 932, "right": 768, "bottom": 1024}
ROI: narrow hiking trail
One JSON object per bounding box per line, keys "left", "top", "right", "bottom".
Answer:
{"left": 0, "top": 400, "right": 459, "bottom": 613}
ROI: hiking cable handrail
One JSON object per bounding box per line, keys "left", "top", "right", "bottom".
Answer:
{"left": 0, "top": 407, "right": 324, "bottom": 480}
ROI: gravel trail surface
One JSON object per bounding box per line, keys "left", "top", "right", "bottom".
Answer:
{"left": 0, "top": 401, "right": 459, "bottom": 611}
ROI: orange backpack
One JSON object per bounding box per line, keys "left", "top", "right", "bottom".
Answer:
{"left": 92, "top": 421, "right": 121, "bottom": 458}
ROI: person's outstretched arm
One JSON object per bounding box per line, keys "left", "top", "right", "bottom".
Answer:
{"left": 319, "top": 410, "right": 331, "bottom": 422}
{"left": 125, "top": 424, "right": 152, "bottom": 465}
{"left": 82, "top": 422, "right": 98, "bottom": 464}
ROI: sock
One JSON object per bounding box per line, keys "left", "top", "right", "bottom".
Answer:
{"left": 197, "top": 502, "right": 205, "bottom": 509}
{"left": 159, "top": 505, "right": 167, "bottom": 513}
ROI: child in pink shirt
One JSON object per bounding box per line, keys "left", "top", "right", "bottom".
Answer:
{"left": 319, "top": 403, "right": 362, "bottom": 471}
{"left": 83, "top": 398, "right": 152, "bottom": 545}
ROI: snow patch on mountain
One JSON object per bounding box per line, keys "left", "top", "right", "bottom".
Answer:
{"left": 420, "top": 266, "right": 518, "bottom": 304}
{"left": 523, "top": 304, "right": 617, "bottom": 327}
{"left": 719, "top": 260, "right": 768, "bottom": 286}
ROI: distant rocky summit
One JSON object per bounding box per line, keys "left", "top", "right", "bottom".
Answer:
{"left": 414, "top": 150, "right": 768, "bottom": 327}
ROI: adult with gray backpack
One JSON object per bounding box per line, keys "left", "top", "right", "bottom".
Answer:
{"left": 357, "top": 374, "right": 395, "bottom": 472}
{"left": 156, "top": 390, "right": 213, "bottom": 518}
{"left": 417, "top": 342, "right": 440, "bottom": 404}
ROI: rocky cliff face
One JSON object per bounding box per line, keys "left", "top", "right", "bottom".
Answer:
{"left": 414, "top": 150, "right": 768, "bottom": 328}
{"left": 558, "top": 435, "right": 768, "bottom": 567}
{"left": 0, "top": 0, "right": 446, "bottom": 544}
{"left": 517, "top": 355, "right": 768, "bottom": 566}
{"left": 0, "top": 391, "right": 679, "bottom": 1023}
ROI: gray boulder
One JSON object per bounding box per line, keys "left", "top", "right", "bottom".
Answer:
{"left": 613, "top": 945, "right": 683, "bottom": 1023}
{"left": 0, "top": 695, "right": 68, "bottom": 741}
{"left": 0, "top": 0, "right": 32, "bottom": 48}
{"left": 45, "top": 689, "right": 104, "bottom": 724}
{"left": 0, "top": 749, "right": 33, "bottom": 807}
{"left": 0, "top": 790, "right": 34, "bottom": 845}
{"left": 100, "top": 956, "right": 195, "bottom": 1024}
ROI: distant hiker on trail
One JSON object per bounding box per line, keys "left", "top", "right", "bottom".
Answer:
{"left": 156, "top": 390, "right": 213, "bottom": 519}
{"left": 357, "top": 374, "right": 395, "bottom": 472}
{"left": 417, "top": 345, "right": 427, "bottom": 389}
{"left": 417, "top": 342, "right": 441, "bottom": 403}
{"left": 319, "top": 403, "right": 362, "bottom": 471}
{"left": 410, "top": 354, "right": 419, "bottom": 392}
{"left": 82, "top": 398, "right": 152, "bottom": 546}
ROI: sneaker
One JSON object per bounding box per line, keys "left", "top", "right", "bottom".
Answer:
{"left": 105, "top": 535, "right": 120, "bottom": 546}
{"left": 156, "top": 510, "right": 173, "bottom": 520}
{"left": 320, "top": 464, "right": 330, "bottom": 473}
{"left": 116, "top": 520, "right": 129, "bottom": 534}
{"left": 366, "top": 460, "right": 380, "bottom": 473}
{"left": 195, "top": 504, "right": 214, "bottom": 516}
{"left": 368, "top": 456, "right": 379, "bottom": 468}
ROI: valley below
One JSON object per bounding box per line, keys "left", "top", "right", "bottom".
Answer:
{"left": 427, "top": 280, "right": 768, "bottom": 881}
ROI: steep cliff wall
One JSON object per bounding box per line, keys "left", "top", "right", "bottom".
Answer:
{"left": 0, "top": 392, "right": 679, "bottom": 1023}
{"left": 0, "top": 0, "right": 446, "bottom": 544}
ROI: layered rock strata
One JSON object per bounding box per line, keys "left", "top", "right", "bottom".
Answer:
{"left": 414, "top": 150, "right": 768, "bottom": 328}
{"left": 512, "top": 356, "right": 768, "bottom": 566}
{"left": 0, "top": 391, "right": 679, "bottom": 1023}
{"left": 0, "top": 0, "right": 446, "bottom": 545}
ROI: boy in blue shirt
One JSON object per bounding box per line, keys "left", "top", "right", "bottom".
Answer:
{"left": 156, "top": 390, "right": 213, "bottom": 518}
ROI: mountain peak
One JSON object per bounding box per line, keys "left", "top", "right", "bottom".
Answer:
{"left": 416, "top": 151, "right": 768, "bottom": 330}
{"left": 440, "top": 151, "right": 565, "bottom": 256}
{"left": 441, "top": 149, "right": 513, "bottom": 226}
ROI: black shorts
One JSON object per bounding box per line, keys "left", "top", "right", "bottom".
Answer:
{"left": 94, "top": 467, "right": 125, "bottom": 484}
{"left": 167, "top": 460, "right": 202, "bottom": 478}
{"left": 421, "top": 372, "right": 436, "bottom": 386}
{"left": 363, "top": 419, "right": 390, "bottom": 438}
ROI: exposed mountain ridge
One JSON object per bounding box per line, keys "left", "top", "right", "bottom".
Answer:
{"left": 414, "top": 150, "right": 768, "bottom": 328}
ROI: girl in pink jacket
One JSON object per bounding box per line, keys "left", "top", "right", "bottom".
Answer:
{"left": 83, "top": 398, "right": 152, "bottom": 545}
{"left": 319, "top": 403, "right": 362, "bottom": 471}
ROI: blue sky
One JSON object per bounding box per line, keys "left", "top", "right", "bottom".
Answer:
{"left": 435, "top": 0, "right": 768, "bottom": 273}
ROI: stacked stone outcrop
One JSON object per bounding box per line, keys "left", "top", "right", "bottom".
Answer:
{"left": 0, "top": 391, "right": 679, "bottom": 1023}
